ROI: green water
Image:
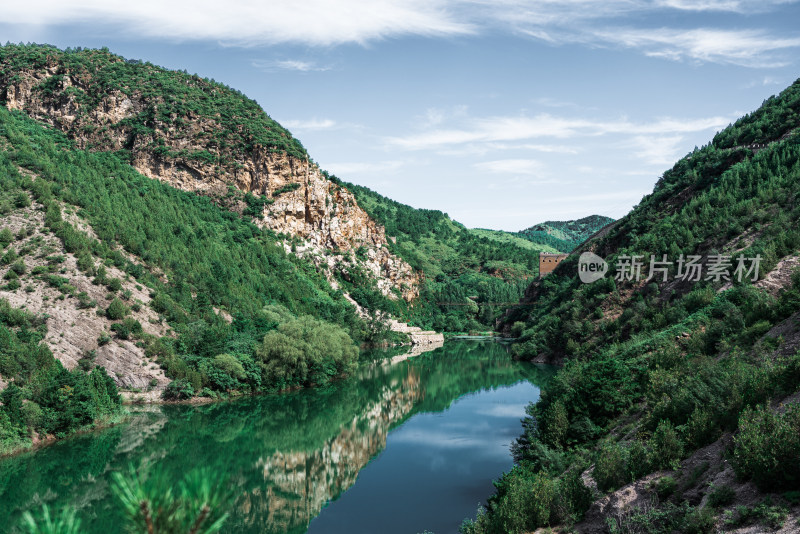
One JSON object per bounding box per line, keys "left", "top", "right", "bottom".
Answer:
{"left": 0, "top": 340, "right": 553, "bottom": 534}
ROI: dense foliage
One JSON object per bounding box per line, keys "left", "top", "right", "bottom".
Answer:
{"left": 467, "top": 79, "right": 800, "bottom": 531}
{"left": 338, "top": 179, "right": 567, "bottom": 332}
{"left": 514, "top": 214, "right": 614, "bottom": 252}
{"left": 0, "top": 299, "right": 121, "bottom": 455}
{"left": 0, "top": 105, "right": 368, "bottom": 400}
{"left": 0, "top": 43, "right": 307, "bottom": 167}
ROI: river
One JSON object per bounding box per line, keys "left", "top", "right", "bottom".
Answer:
{"left": 0, "top": 339, "right": 553, "bottom": 534}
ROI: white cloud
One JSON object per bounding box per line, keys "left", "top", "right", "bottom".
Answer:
{"left": 655, "top": 0, "right": 796, "bottom": 12}
{"left": 486, "top": 142, "right": 579, "bottom": 154}
{"left": 387, "top": 113, "right": 730, "bottom": 151}
{"left": 626, "top": 134, "right": 686, "bottom": 166}
{"left": 474, "top": 158, "right": 542, "bottom": 175}
{"left": 326, "top": 160, "right": 404, "bottom": 175}
{"left": 252, "top": 59, "right": 331, "bottom": 72}
{"left": 3, "top": 0, "right": 474, "bottom": 46}
{"left": 280, "top": 118, "right": 338, "bottom": 130}
{"left": 479, "top": 1, "right": 800, "bottom": 67}
{"left": 1, "top": 0, "right": 796, "bottom": 68}
{"left": 594, "top": 27, "right": 800, "bottom": 67}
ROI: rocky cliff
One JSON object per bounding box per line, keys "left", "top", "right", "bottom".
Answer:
{"left": 1, "top": 47, "right": 419, "bottom": 302}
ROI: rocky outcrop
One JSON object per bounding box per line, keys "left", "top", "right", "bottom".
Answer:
{"left": 2, "top": 62, "right": 420, "bottom": 302}
{"left": 0, "top": 198, "right": 170, "bottom": 391}
{"left": 389, "top": 319, "right": 445, "bottom": 345}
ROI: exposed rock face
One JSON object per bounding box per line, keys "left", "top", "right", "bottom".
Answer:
{"left": 3, "top": 65, "right": 420, "bottom": 301}
{"left": 388, "top": 319, "right": 445, "bottom": 345}
{"left": 262, "top": 160, "right": 419, "bottom": 301}
{"left": 0, "top": 198, "right": 170, "bottom": 391}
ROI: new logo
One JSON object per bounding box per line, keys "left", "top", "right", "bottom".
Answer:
{"left": 578, "top": 252, "right": 608, "bottom": 284}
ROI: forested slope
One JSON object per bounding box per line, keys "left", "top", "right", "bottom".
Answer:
{"left": 339, "top": 180, "right": 561, "bottom": 332}
{"left": 514, "top": 214, "right": 614, "bottom": 252}
{"left": 464, "top": 79, "right": 800, "bottom": 532}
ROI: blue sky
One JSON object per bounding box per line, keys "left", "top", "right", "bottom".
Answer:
{"left": 3, "top": 1, "right": 800, "bottom": 230}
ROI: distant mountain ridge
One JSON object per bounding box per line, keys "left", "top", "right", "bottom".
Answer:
{"left": 514, "top": 214, "right": 614, "bottom": 251}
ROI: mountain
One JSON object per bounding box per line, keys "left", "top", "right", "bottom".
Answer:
{"left": 338, "top": 181, "right": 559, "bottom": 332}
{"left": 468, "top": 228, "right": 565, "bottom": 254}
{"left": 464, "top": 80, "right": 800, "bottom": 531}
{"left": 514, "top": 214, "right": 614, "bottom": 252}
{"left": 0, "top": 43, "right": 564, "bottom": 454}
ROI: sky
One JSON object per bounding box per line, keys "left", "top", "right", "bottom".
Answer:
{"left": 2, "top": 1, "right": 800, "bottom": 230}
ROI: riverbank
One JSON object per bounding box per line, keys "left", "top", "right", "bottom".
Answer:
{"left": 0, "top": 411, "right": 128, "bottom": 459}
{"left": 0, "top": 339, "right": 551, "bottom": 534}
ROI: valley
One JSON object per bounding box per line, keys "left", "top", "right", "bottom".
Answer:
{"left": 1, "top": 40, "right": 800, "bottom": 534}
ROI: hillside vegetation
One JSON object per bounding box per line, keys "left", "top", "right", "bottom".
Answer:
{"left": 0, "top": 43, "right": 564, "bottom": 338}
{"left": 339, "top": 180, "right": 565, "bottom": 332}
{"left": 0, "top": 105, "right": 365, "bottom": 417}
{"left": 464, "top": 80, "right": 800, "bottom": 532}
{"left": 0, "top": 43, "right": 307, "bottom": 167}
{"left": 514, "top": 214, "right": 614, "bottom": 252}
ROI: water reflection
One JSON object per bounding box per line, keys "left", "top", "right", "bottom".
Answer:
{"left": 0, "top": 340, "right": 553, "bottom": 534}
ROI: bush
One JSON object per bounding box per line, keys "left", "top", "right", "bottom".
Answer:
{"left": 4, "top": 278, "right": 21, "bottom": 290}
{"left": 707, "top": 484, "right": 736, "bottom": 507}
{"left": 649, "top": 420, "right": 683, "bottom": 470}
{"left": 213, "top": 353, "right": 246, "bottom": 380}
{"left": 0, "top": 228, "right": 12, "bottom": 246}
{"left": 21, "top": 401, "right": 44, "bottom": 430}
{"left": 14, "top": 192, "right": 30, "bottom": 208}
{"left": 489, "top": 467, "right": 555, "bottom": 533}
{"left": 255, "top": 315, "right": 358, "bottom": 388}
{"left": 10, "top": 260, "right": 26, "bottom": 275}
{"left": 540, "top": 400, "right": 568, "bottom": 448}
{"left": 655, "top": 476, "right": 677, "bottom": 499}
{"left": 162, "top": 379, "right": 194, "bottom": 400}
{"left": 106, "top": 278, "right": 122, "bottom": 292}
{"left": 594, "top": 441, "right": 629, "bottom": 492}
{"left": 106, "top": 298, "right": 129, "bottom": 320}
{"left": 733, "top": 404, "right": 800, "bottom": 490}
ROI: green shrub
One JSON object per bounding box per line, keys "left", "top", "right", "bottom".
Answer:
{"left": 683, "top": 505, "right": 716, "bottom": 534}
{"left": 162, "top": 379, "right": 194, "bottom": 400}
{"left": 255, "top": 315, "right": 358, "bottom": 388}
{"left": 14, "top": 192, "right": 30, "bottom": 208}
{"left": 106, "top": 278, "right": 122, "bottom": 292}
{"left": 733, "top": 404, "right": 800, "bottom": 490}
{"left": 0, "top": 228, "right": 12, "bottom": 246}
{"left": 106, "top": 298, "right": 129, "bottom": 320}
{"left": 489, "top": 468, "right": 555, "bottom": 533}
{"left": 655, "top": 476, "right": 677, "bottom": 499}
{"left": 10, "top": 260, "right": 26, "bottom": 275}
{"left": 4, "top": 278, "right": 21, "bottom": 290}
{"left": 649, "top": 420, "right": 683, "bottom": 470}
{"left": 707, "top": 484, "right": 735, "bottom": 508}
{"left": 20, "top": 401, "right": 44, "bottom": 430}
{"left": 594, "top": 441, "right": 629, "bottom": 492}
{"left": 213, "top": 354, "right": 246, "bottom": 380}
{"left": 541, "top": 400, "right": 569, "bottom": 448}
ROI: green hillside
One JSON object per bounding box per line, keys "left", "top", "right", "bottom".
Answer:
{"left": 465, "top": 81, "right": 800, "bottom": 532}
{"left": 0, "top": 44, "right": 307, "bottom": 166}
{"left": 514, "top": 214, "right": 614, "bottom": 252}
{"left": 468, "top": 228, "right": 563, "bottom": 254}
{"left": 0, "top": 105, "right": 369, "bottom": 450}
{"left": 337, "top": 180, "right": 554, "bottom": 332}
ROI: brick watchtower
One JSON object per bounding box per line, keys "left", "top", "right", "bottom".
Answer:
{"left": 539, "top": 252, "right": 568, "bottom": 277}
